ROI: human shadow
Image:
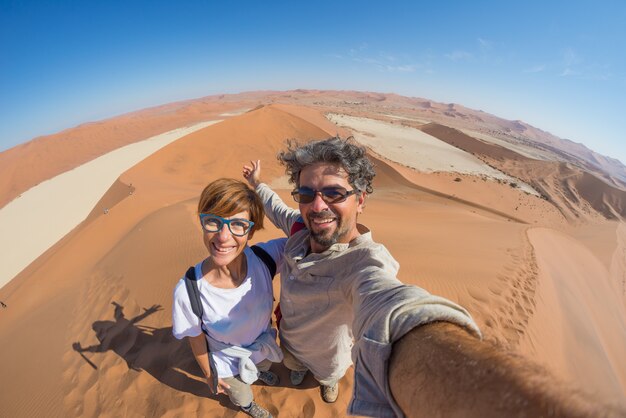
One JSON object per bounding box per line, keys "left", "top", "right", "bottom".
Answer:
{"left": 72, "top": 301, "right": 237, "bottom": 409}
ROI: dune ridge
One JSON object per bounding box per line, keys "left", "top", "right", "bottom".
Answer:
{"left": 0, "top": 104, "right": 345, "bottom": 417}
{"left": 4, "top": 90, "right": 625, "bottom": 211}
{"left": 1, "top": 93, "right": 625, "bottom": 416}
{"left": 0, "top": 121, "right": 220, "bottom": 289}
{"left": 420, "top": 123, "right": 626, "bottom": 222}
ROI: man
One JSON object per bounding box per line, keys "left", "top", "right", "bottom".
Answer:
{"left": 243, "top": 137, "right": 481, "bottom": 417}
{"left": 243, "top": 137, "right": 625, "bottom": 418}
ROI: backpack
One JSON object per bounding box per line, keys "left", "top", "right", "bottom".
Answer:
{"left": 183, "top": 245, "right": 277, "bottom": 390}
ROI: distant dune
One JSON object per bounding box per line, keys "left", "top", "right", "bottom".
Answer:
{"left": 0, "top": 98, "right": 252, "bottom": 209}
{"left": 420, "top": 122, "right": 626, "bottom": 222}
{"left": 0, "top": 90, "right": 624, "bottom": 417}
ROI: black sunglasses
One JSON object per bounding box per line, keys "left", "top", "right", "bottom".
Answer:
{"left": 291, "top": 186, "right": 359, "bottom": 204}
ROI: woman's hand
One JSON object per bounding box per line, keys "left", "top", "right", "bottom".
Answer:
{"left": 243, "top": 160, "right": 262, "bottom": 188}
{"left": 207, "top": 374, "right": 231, "bottom": 395}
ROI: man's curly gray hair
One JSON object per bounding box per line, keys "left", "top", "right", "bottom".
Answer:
{"left": 277, "top": 136, "right": 375, "bottom": 194}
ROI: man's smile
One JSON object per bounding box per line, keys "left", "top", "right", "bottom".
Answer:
{"left": 309, "top": 211, "right": 338, "bottom": 228}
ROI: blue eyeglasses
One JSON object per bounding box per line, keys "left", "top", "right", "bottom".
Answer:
{"left": 199, "top": 214, "right": 254, "bottom": 236}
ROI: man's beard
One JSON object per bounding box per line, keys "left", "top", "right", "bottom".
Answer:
{"left": 307, "top": 210, "right": 350, "bottom": 249}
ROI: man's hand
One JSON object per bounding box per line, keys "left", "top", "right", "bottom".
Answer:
{"left": 388, "top": 322, "right": 623, "bottom": 417}
{"left": 243, "top": 160, "right": 262, "bottom": 188}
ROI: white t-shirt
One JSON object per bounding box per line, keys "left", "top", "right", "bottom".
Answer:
{"left": 172, "top": 239, "right": 286, "bottom": 378}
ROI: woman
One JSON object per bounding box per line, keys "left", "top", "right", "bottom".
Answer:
{"left": 172, "top": 178, "right": 284, "bottom": 418}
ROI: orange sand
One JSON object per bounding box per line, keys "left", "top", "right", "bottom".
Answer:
{"left": 1, "top": 92, "right": 625, "bottom": 417}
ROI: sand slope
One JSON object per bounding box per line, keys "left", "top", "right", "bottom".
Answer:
{"left": 0, "top": 98, "right": 254, "bottom": 210}
{"left": 521, "top": 227, "right": 626, "bottom": 403}
{"left": 421, "top": 123, "right": 626, "bottom": 222}
{"left": 0, "top": 105, "right": 342, "bottom": 417}
{"left": 0, "top": 121, "right": 219, "bottom": 288}
{"left": 1, "top": 95, "right": 625, "bottom": 417}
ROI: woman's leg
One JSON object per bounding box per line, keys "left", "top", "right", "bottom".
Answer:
{"left": 222, "top": 375, "right": 273, "bottom": 418}
{"left": 222, "top": 375, "right": 253, "bottom": 408}
{"left": 256, "top": 358, "right": 279, "bottom": 386}
{"left": 256, "top": 358, "right": 273, "bottom": 372}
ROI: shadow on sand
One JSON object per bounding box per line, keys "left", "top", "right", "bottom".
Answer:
{"left": 72, "top": 301, "right": 236, "bottom": 409}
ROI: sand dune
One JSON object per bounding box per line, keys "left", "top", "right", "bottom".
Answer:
{"left": 421, "top": 122, "right": 626, "bottom": 222}
{"left": 1, "top": 93, "right": 625, "bottom": 417}
{"left": 329, "top": 113, "right": 494, "bottom": 174}
{"left": 494, "top": 159, "right": 626, "bottom": 222}
{"left": 459, "top": 128, "right": 554, "bottom": 161}
{"left": 0, "top": 121, "right": 220, "bottom": 289}
{"left": 328, "top": 113, "right": 538, "bottom": 196}
{"left": 0, "top": 104, "right": 341, "bottom": 417}
{"left": 521, "top": 227, "right": 626, "bottom": 403}
{"left": 0, "top": 99, "right": 252, "bottom": 210}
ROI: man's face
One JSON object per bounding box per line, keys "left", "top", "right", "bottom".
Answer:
{"left": 298, "top": 162, "right": 365, "bottom": 253}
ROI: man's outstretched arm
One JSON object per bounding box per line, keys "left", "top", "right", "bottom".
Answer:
{"left": 243, "top": 159, "right": 301, "bottom": 235}
{"left": 389, "top": 322, "right": 624, "bottom": 418}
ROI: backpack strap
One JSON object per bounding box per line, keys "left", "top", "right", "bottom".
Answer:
{"left": 184, "top": 266, "right": 205, "bottom": 322}
{"left": 290, "top": 216, "right": 306, "bottom": 236}
{"left": 251, "top": 245, "right": 277, "bottom": 278}
{"left": 183, "top": 264, "right": 218, "bottom": 389}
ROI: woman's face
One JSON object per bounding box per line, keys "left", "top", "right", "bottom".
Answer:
{"left": 202, "top": 210, "right": 253, "bottom": 268}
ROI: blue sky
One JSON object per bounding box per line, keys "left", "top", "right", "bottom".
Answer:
{"left": 1, "top": 1, "right": 625, "bottom": 163}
